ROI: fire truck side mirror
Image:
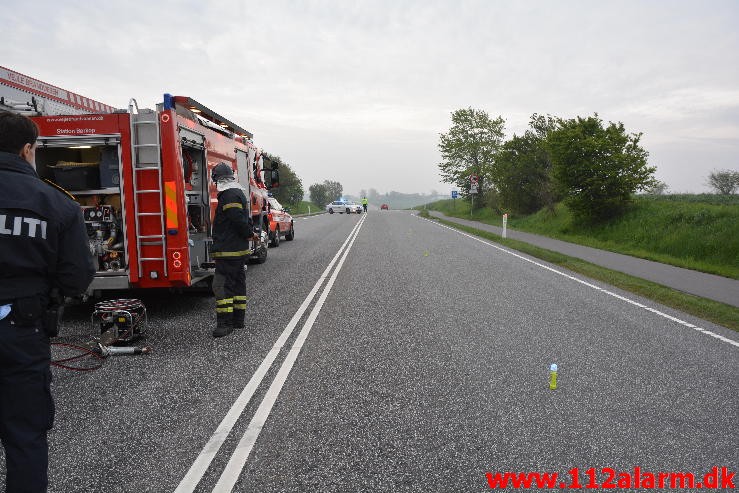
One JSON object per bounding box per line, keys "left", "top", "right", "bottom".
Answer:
{"left": 269, "top": 169, "right": 280, "bottom": 189}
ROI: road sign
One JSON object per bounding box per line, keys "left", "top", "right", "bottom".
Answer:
{"left": 470, "top": 175, "right": 479, "bottom": 185}
{"left": 470, "top": 183, "right": 478, "bottom": 194}
{"left": 451, "top": 190, "right": 458, "bottom": 199}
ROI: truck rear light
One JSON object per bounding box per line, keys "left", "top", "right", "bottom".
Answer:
{"left": 169, "top": 249, "right": 185, "bottom": 272}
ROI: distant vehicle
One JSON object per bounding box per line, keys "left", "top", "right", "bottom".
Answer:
{"left": 326, "top": 200, "right": 353, "bottom": 214}
{"left": 380, "top": 204, "right": 389, "bottom": 210}
{"left": 267, "top": 197, "right": 294, "bottom": 247}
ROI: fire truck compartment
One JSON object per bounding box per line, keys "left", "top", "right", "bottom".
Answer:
{"left": 34, "top": 140, "right": 129, "bottom": 277}
{"left": 49, "top": 161, "right": 100, "bottom": 190}
{"left": 35, "top": 138, "right": 121, "bottom": 191}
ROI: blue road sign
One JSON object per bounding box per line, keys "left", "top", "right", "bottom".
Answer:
{"left": 451, "top": 190, "right": 458, "bottom": 199}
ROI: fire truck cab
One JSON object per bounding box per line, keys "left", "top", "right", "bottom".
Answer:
{"left": 1, "top": 66, "right": 278, "bottom": 295}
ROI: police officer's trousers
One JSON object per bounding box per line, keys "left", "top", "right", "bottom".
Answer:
{"left": 0, "top": 317, "right": 53, "bottom": 493}
{"left": 212, "top": 258, "right": 247, "bottom": 329}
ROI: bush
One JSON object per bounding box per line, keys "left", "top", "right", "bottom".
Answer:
{"left": 546, "top": 115, "right": 656, "bottom": 223}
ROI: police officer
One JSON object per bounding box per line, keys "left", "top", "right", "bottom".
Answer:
{"left": 361, "top": 196, "right": 368, "bottom": 213}
{"left": 211, "top": 162, "right": 252, "bottom": 338}
{"left": 0, "top": 111, "right": 94, "bottom": 492}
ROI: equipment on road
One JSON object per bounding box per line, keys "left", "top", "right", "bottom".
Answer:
{"left": 50, "top": 298, "right": 152, "bottom": 371}
{"left": 549, "top": 363, "right": 558, "bottom": 390}
{"left": 1, "top": 65, "right": 280, "bottom": 296}
{"left": 92, "top": 298, "right": 147, "bottom": 342}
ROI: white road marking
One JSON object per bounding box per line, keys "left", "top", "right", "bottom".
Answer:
{"left": 174, "top": 218, "right": 365, "bottom": 493}
{"left": 418, "top": 215, "right": 739, "bottom": 349}
{"left": 212, "top": 215, "right": 366, "bottom": 492}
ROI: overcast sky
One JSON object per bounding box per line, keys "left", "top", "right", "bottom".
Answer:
{"left": 3, "top": 0, "right": 738, "bottom": 195}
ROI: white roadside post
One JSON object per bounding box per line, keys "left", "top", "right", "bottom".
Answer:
{"left": 502, "top": 213, "right": 508, "bottom": 238}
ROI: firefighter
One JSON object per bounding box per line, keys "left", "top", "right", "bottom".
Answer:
{"left": 210, "top": 162, "right": 252, "bottom": 338}
{"left": 0, "top": 111, "right": 94, "bottom": 493}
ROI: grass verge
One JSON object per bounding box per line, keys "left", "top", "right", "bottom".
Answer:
{"left": 426, "top": 215, "right": 739, "bottom": 332}
{"left": 421, "top": 197, "right": 739, "bottom": 279}
{"left": 289, "top": 201, "right": 324, "bottom": 216}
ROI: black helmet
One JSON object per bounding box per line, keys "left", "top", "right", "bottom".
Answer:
{"left": 212, "top": 162, "right": 234, "bottom": 182}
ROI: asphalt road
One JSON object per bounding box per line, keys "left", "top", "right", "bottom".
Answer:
{"left": 1, "top": 211, "right": 737, "bottom": 492}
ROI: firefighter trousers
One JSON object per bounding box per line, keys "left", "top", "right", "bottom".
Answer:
{"left": 213, "top": 258, "right": 247, "bottom": 329}
{"left": 0, "top": 317, "right": 54, "bottom": 493}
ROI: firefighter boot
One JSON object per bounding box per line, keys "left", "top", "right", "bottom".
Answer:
{"left": 213, "top": 308, "right": 234, "bottom": 338}
{"left": 232, "top": 296, "right": 247, "bottom": 329}
{"left": 232, "top": 309, "right": 245, "bottom": 329}
{"left": 213, "top": 297, "right": 234, "bottom": 337}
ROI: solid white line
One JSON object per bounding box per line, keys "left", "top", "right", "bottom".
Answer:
{"left": 211, "top": 215, "right": 366, "bottom": 493}
{"left": 174, "top": 218, "right": 365, "bottom": 493}
{"left": 417, "top": 215, "right": 739, "bottom": 349}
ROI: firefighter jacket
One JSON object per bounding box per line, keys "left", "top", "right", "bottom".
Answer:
{"left": 212, "top": 183, "right": 252, "bottom": 258}
{"left": 0, "top": 151, "right": 95, "bottom": 300}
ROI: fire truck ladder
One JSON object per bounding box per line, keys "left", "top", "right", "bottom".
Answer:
{"left": 130, "top": 105, "right": 168, "bottom": 279}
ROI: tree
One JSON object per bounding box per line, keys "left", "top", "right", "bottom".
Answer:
{"left": 492, "top": 114, "right": 560, "bottom": 214}
{"left": 493, "top": 134, "right": 551, "bottom": 214}
{"left": 546, "top": 114, "right": 656, "bottom": 222}
{"left": 643, "top": 180, "right": 669, "bottom": 195}
{"left": 323, "top": 180, "right": 343, "bottom": 202}
{"left": 309, "top": 180, "right": 343, "bottom": 207}
{"left": 263, "top": 153, "right": 304, "bottom": 205}
{"left": 309, "top": 183, "right": 329, "bottom": 208}
{"left": 438, "top": 108, "right": 506, "bottom": 206}
{"left": 707, "top": 169, "right": 739, "bottom": 194}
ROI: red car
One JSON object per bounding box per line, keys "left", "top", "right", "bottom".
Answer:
{"left": 267, "top": 197, "right": 294, "bottom": 247}
{"left": 380, "top": 204, "right": 389, "bottom": 210}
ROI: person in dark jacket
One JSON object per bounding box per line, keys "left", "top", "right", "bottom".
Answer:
{"left": 210, "top": 162, "right": 252, "bottom": 338}
{"left": 0, "top": 111, "right": 94, "bottom": 493}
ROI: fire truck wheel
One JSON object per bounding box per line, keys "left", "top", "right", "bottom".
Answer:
{"left": 285, "top": 223, "right": 294, "bottom": 241}
{"left": 270, "top": 227, "right": 280, "bottom": 247}
{"left": 249, "top": 228, "right": 269, "bottom": 264}
{"left": 249, "top": 246, "right": 268, "bottom": 264}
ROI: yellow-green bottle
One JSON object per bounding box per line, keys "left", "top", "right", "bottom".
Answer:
{"left": 549, "top": 363, "right": 558, "bottom": 390}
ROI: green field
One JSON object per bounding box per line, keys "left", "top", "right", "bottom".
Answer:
{"left": 285, "top": 201, "right": 323, "bottom": 216}
{"left": 420, "top": 195, "right": 739, "bottom": 280}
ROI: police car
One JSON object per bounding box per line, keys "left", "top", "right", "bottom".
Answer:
{"left": 326, "top": 200, "right": 353, "bottom": 214}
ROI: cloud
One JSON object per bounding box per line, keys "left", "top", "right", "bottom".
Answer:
{"left": 2, "top": 0, "right": 738, "bottom": 194}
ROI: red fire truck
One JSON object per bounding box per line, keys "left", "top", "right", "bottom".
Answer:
{"left": 1, "top": 66, "right": 278, "bottom": 295}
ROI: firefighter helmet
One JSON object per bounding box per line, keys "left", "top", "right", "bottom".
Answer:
{"left": 211, "top": 162, "right": 234, "bottom": 182}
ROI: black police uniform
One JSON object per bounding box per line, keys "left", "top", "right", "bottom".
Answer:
{"left": 0, "top": 151, "right": 94, "bottom": 493}
{"left": 211, "top": 185, "right": 252, "bottom": 330}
